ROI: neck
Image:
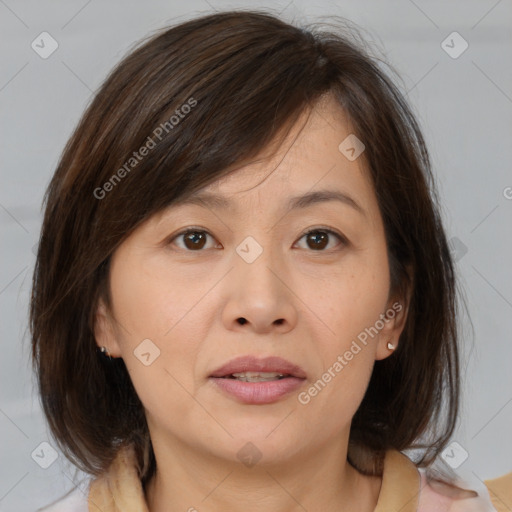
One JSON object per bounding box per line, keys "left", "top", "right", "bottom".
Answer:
{"left": 144, "top": 436, "right": 381, "bottom": 512}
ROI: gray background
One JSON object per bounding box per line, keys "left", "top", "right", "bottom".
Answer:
{"left": 1, "top": 0, "right": 511, "bottom": 510}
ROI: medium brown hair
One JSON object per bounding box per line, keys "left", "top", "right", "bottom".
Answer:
{"left": 30, "top": 9, "right": 460, "bottom": 484}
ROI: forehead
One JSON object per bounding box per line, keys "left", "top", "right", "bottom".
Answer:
{"left": 149, "top": 94, "right": 380, "bottom": 229}
{"left": 178, "top": 96, "right": 373, "bottom": 207}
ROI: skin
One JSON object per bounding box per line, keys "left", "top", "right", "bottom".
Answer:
{"left": 94, "top": 93, "right": 410, "bottom": 512}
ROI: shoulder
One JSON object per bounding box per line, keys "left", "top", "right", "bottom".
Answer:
{"left": 417, "top": 468, "right": 505, "bottom": 512}
{"left": 36, "top": 481, "right": 90, "bottom": 512}
{"left": 484, "top": 471, "right": 512, "bottom": 512}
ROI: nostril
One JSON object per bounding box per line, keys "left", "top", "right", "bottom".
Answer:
{"left": 237, "top": 317, "right": 248, "bottom": 325}
{"left": 274, "top": 319, "right": 284, "bottom": 325}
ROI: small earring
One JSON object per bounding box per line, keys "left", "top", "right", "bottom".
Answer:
{"left": 99, "top": 346, "right": 112, "bottom": 359}
{"left": 387, "top": 341, "right": 395, "bottom": 350}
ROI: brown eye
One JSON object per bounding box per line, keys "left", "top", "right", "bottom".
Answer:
{"left": 183, "top": 231, "right": 207, "bottom": 250}
{"left": 306, "top": 231, "right": 328, "bottom": 250}
{"left": 171, "top": 229, "right": 218, "bottom": 251}
{"left": 296, "top": 229, "right": 345, "bottom": 251}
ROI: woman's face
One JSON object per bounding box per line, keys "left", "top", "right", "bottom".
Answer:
{"left": 95, "top": 95, "right": 407, "bottom": 467}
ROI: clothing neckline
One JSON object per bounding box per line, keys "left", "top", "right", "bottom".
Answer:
{"left": 374, "top": 449, "right": 421, "bottom": 512}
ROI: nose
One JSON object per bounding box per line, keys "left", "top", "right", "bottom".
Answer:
{"left": 220, "top": 244, "right": 298, "bottom": 335}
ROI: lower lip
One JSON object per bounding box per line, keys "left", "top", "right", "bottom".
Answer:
{"left": 209, "top": 377, "right": 305, "bottom": 404}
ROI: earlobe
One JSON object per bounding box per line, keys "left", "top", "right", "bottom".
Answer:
{"left": 93, "top": 298, "right": 121, "bottom": 358}
{"left": 375, "top": 296, "right": 410, "bottom": 361}
{"left": 375, "top": 337, "right": 398, "bottom": 361}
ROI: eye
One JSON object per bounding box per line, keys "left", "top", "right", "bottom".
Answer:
{"left": 167, "top": 227, "right": 347, "bottom": 252}
{"left": 170, "top": 229, "right": 219, "bottom": 251}
{"left": 295, "top": 228, "right": 346, "bottom": 251}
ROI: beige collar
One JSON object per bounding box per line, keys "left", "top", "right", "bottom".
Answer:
{"left": 375, "top": 449, "right": 421, "bottom": 512}
{"left": 88, "top": 444, "right": 420, "bottom": 512}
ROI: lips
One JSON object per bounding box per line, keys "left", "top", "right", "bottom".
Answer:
{"left": 209, "top": 355, "right": 307, "bottom": 379}
{"left": 209, "top": 356, "right": 307, "bottom": 405}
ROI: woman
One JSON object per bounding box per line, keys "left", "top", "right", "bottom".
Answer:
{"left": 31, "top": 9, "right": 511, "bottom": 512}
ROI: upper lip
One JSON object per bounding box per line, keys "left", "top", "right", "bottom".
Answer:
{"left": 209, "top": 356, "right": 307, "bottom": 379}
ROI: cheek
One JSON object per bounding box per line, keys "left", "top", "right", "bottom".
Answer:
{"left": 107, "top": 254, "right": 208, "bottom": 424}
{"left": 108, "top": 247, "right": 205, "bottom": 343}
{"left": 298, "top": 243, "right": 389, "bottom": 412}
{"left": 314, "top": 249, "right": 390, "bottom": 345}
{"left": 299, "top": 268, "right": 385, "bottom": 433}
{"left": 107, "top": 252, "right": 210, "bottom": 406}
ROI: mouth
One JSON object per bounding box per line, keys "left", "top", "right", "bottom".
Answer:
{"left": 209, "top": 355, "right": 307, "bottom": 380}
{"left": 220, "top": 371, "right": 293, "bottom": 382}
{"left": 209, "top": 356, "right": 306, "bottom": 404}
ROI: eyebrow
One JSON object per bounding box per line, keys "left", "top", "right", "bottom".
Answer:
{"left": 174, "top": 189, "right": 366, "bottom": 217}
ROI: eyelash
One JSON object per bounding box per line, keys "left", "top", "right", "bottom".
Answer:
{"left": 167, "top": 226, "right": 348, "bottom": 253}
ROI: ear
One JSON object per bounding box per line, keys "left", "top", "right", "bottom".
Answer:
{"left": 375, "top": 275, "right": 412, "bottom": 361}
{"left": 94, "top": 297, "right": 122, "bottom": 358}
